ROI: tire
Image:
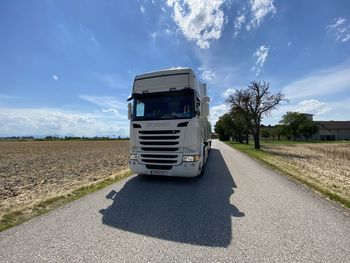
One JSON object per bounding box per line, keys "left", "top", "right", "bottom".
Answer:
{"left": 198, "top": 147, "right": 206, "bottom": 177}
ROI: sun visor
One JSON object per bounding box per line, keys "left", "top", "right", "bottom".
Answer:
{"left": 133, "top": 73, "right": 189, "bottom": 93}
{"left": 128, "top": 88, "right": 193, "bottom": 101}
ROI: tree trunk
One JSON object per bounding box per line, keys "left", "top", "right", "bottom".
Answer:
{"left": 254, "top": 133, "right": 260, "bottom": 149}
{"left": 246, "top": 133, "right": 249, "bottom": 144}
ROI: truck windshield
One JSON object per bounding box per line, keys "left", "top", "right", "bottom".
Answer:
{"left": 133, "top": 90, "right": 195, "bottom": 120}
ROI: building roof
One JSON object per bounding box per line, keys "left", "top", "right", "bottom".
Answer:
{"left": 316, "top": 121, "right": 350, "bottom": 130}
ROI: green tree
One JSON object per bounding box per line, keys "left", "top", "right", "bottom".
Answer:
{"left": 280, "top": 112, "right": 311, "bottom": 141}
{"left": 229, "top": 109, "right": 249, "bottom": 143}
{"left": 271, "top": 124, "right": 285, "bottom": 141}
{"left": 261, "top": 128, "right": 270, "bottom": 142}
{"left": 298, "top": 121, "right": 319, "bottom": 141}
{"left": 214, "top": 113, "right": 234, "bottom": 141}
{"left": 227, "top": 81, "right": 285, "bottom": 149}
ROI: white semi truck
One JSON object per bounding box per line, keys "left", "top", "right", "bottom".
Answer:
{"left": 127, "top": 68, "right": 211, "bottom": 177}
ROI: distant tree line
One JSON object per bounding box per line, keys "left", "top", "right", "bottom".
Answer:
{"left": 0, "top": 136, "right": 35, "bottom": 140}
{"left": 214, "top": 81, "right": 321, "bottom": 148}
{"left": 215, "top": 111, "right": 320, "bottom": 145}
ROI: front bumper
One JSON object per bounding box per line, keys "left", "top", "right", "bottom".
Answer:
{"left": 129, "top": 160, "right": 201, "bottom": 177}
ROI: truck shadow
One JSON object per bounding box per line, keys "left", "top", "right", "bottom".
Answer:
{"left": 99, "top": 148, "right": 244, "bottom": 247}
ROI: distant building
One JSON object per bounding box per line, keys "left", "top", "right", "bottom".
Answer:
{"left": 298, "top": 113, "right": 350, "bottom": 141}
{"left": 303, "top": 113, "right": 314, "bottom": 121}
{"left": 313, "top": 121, "right": 350, "bottom": 141}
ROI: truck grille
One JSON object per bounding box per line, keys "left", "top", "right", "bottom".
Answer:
{"left": 138, "top": 129, "right": 182, "bottom": 169}
{"left": 141, "top": 147, "right": 179, "bottom": 152}
{"left": 139, "top": 130, "right": 180, "bottom": 134}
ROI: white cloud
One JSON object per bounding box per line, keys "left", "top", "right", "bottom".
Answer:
{"left": 0, "top": 94, "right": 18, "bottom": 99}
{"left": 263, "top": 63, "right": 350, "bottom": 124}
{"left": 101, "top": 108, "right": 126, "bottom": 119}
{"left": 201, "top": 70, "right": 215, "bottom": 81}
{"left": 196, "top": 50, "right": 240, "bottom": 88}
{"left": 149, "top": 32, "right": 158, "bottom": 41}
{"left": 166, "top": 0, "right": 225, "bottom": 49}
{"left": 263, "top": 97, "right": 350, "bottom": 125}
{"left": 326, "top": 17, "right": 350, "bottom": 42}
{"left": 52, "top": 74, "right": 59, "bottom": 80}
{"left": 248, "top": 0, "right": 276, "bottom": 30}
{"left": 294, "top": 99, "right": 331, "bottom": 116}
{"left": 222, "top": 88, "right": 235, "bottom": 98}
{"left": 164, "top": 28, "right": 171, "bottom": 35}
{"left": 0, "top": 108, "right": 129, "bottom": 137}
{"left": 79, "top": 95, "right": 127, "bottom": 119}
{"left": 79, "top": 94, "right": 125, "bottom": 107}
{"left": 209, "top": 103, "right": 230, "bottom": 126}
{"left": 287, "top": 41, "right": 292, "bottom": 47}
{"left": 140, "top": 5, "right": 145, "bottom": 13}
{"left": 252, "top": 45, "right": 269, "bottom": 76}
{"left": 89, "top": 33, "right": 99, "bottom": 46}
{"left": 282, "top": 63, "right": 350, "bottom": 100}
{"left": 233, "top": 0, "right": 276, "bottom": 35}
{"left": 233, "top": 14, "right": 246, "bottom": 37}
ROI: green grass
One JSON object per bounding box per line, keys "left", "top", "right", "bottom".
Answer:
{"left": 245, "top": 139, "right": 350, "bottom": 146}
{"left": 226, "top": 141, "right": 350, "bottom": 209}
{"left": 261, "top": 139, "right": 350, "bottom": 145}
{"left": 0, "top": 170, "right": 132, "bottom": 232}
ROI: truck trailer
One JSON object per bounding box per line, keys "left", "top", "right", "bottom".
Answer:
{"left": 127, "top": 68, "right": 211, "bottom": 177}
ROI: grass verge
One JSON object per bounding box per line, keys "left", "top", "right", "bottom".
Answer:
{"left": 226, "top": 141, "right": 350, "bottom": 209}
{"left": 0, "top": 169, "right": 132, "bottom": 232}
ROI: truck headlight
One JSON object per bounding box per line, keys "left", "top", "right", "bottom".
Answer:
{"left": 129, "top": 154, "right": 137, "bottom": 160}
{"left": 182, "top": 155, "right": 200, "bottom": 162}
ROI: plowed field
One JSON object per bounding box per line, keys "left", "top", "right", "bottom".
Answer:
{"left": 0, "top": 140, "right": 129, "bottom": 217}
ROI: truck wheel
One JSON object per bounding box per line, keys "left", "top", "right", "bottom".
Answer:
{"left": 198, "top": 165, "right": 204, "bottom": 177}
{"left": 198, "top": 149, "right": 206, "bottom": 177}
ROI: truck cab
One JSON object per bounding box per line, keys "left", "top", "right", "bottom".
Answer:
{"left": 128, "top": 68, "right": 210, "bottom": 177}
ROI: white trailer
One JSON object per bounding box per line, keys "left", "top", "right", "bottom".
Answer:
{"left": 127, "top": 68, "right": 211, "bottom": 177}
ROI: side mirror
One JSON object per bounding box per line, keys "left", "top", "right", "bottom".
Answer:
{"left": 127, "top": 103, "right": 132, "bottom": 120}
{"left": 201, "top": 103, "right": 209, "bottom": 117}
{"left": 202, "top": 96, "right": 210, "bottom": 103}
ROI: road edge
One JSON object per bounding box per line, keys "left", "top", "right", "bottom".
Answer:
{"left": 225, "top": 141, "right": 350, "bottom": 210}
{"left": 0, "top": 169, "right": 132, "bottom": 232}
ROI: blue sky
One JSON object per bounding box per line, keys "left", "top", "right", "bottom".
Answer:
{"left": 1, "top": 0, "right": 350, "bottom": 137}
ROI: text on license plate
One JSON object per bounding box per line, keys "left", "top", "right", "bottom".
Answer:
{"left": 151, "top": 170, "right": 168, "bottom": 176}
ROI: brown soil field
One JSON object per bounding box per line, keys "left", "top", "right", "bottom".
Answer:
{"left": 0, "top": 140, "right": 129, "bottom": 217}
{"left": 263, "top": 143, "right": 350, "bottom": 202}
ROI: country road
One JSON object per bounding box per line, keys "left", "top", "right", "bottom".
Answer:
{"left": 1, "top": 140, "right": 350, "bottom": 262}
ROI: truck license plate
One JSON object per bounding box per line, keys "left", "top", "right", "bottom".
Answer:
{"left": 151, "top": 170, "right": 168, "bottom": 176}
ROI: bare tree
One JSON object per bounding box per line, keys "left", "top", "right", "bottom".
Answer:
{"left": 227, "top": 81, "right": 285, "bottom": 149}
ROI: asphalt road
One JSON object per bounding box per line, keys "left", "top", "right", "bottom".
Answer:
{"left": 1, "top": 140, "right": 350, "bottom": 262}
